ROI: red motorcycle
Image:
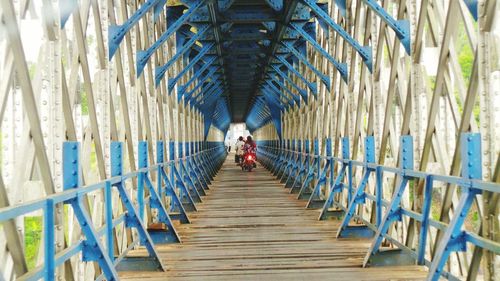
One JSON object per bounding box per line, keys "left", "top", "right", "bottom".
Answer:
{"left": 241, "top": 152, "right": 257, "bottom": 172}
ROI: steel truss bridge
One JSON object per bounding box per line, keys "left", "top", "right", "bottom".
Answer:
{"left": 0, "top": 0, "right": 499, "bottom": 280}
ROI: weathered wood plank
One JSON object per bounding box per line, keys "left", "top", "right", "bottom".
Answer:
{"left": 120, "top": 159, "right": 427, "bottom": 280}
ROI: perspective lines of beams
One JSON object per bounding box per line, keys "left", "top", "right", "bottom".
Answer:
{"left": 110, "top": 0, "right": 408, "bottom": 129}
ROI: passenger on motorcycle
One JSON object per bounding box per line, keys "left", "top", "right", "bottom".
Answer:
{"left": 235, "top": 136, "right": 245, "bottom": 163}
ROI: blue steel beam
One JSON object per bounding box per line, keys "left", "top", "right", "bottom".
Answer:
{"left": 206, "top": 0, "right": 229, "bottom": 108}
{"left": 153, "top": 0, "right": 167, "bottom": 22}
{"left": 218, "top": 0, "right": 236, "bottom": 12}
{"left": 335, "top": 0, "right": 347, "bottom": 18}
{"left": 196, "top": 84, "right": 224, "bottom": 110}
{"left": 282, "top": 41, "right": 331, "bottom": 89}
{"left": 463, "top": 0, "right": 478, "bottom": 20}
{"left": 290, "top": 23, "right": 348, "bottom": 81}
{"left": 263, "top": 96, "right": 284, "bottom": 136}
{"left": 193, "top": 82, "right": 223, "bottom": 104}
{"left": 361, "top": 0, "right": 410, "bottom": 55}
{"left": 265, "top": 79, "right": 300, "bottom": 105}
{"left": 168, "top": 43, "right": 215, "bottom": 93}
{"left": 300, "top": 0, "right": 373, "bottom": 72}
{"left": 267, "top": 75, "right": 301, "bottom": 104}
{"left": 276, "top": 55, "right": 317, "bottom": 95}
{"left": 261, "top": 86, "right": 286, "bottom": 108}
{"left": 270, "top": 64, "right": 308, "bottom": 102}
{"left": 196, "top": 87, "right": 224, "bottom": 108}
{"left": 136, "top": 1, "right": 205, "bottom": 76}
{"left": 312, "top": 3, "right": 330, "bottom": 37}
{"left": 223, "top": 9, "right": 279, "bottom": 23}
{"left": 183, "top": 67, "right": 222, "bottom": 101}
{"left": 191, "top": 82, "right": 225, "bottom": 108}
{"left": 59, "top": 0, "right": 78, "bottom": 28}
{"left": 261, "top": 90, "right": 285, "bottom": 111}
{"left": 175, "top": 55, "right": 217, "bottom": 91}
{"left": 246, "top": 98, "right": 270, "bottom": 126}
{"left": 177, "top": 56, "right": 218, "bottom": 101}
{"left": 262, "top": 85, "right": 294, "bottom": 108}
{"left": 155, "top": 24, "right": 211, "bottom": 86}
{"left": 264, "top": 0, "right": 284, "bottom": 11}
{"left": 263, "top": 83, "right": 292, "bottom": 106}
{"left": 108, "top": 0, "right": 163, "bottom": 59}
{"left": 247, "top": 0, "right": 301, "bottom": 122}
{"left": 192, "top": 80, "right": 222, "bottom": 102}
{"left": 248, "top": 98, "right": 271, "bottom": 119}
{"left": 186, "top": 79, "right": 221, "bottom": 105}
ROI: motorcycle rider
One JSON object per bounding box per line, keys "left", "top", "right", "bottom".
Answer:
{"left": 235, "top": 136, "right": 245, "bottom": 163}
{"left": 243, "top": 136, "right": 257, "bottom": 168}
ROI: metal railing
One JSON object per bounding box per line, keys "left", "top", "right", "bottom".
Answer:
{"left": 0, "top": 141, "right": 226, "bottom": 280}
{"left": 257, "top": 133, "right": 500, "bottom": 281}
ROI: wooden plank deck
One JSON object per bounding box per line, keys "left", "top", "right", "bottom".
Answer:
{"left": 121, "top": 158, "right": 427, "bottom": 280}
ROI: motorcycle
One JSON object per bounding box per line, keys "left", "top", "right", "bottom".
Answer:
{"left": 241, "top": 152, "right": 257, "bottom": 172}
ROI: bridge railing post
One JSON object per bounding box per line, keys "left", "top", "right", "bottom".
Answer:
{"left": 110, "top": 141, "right": 165, "bottom": 271}
{"left": 318, "top": 137, "right": 350, "bottom": 220}
{"left": 296, "top": 138, "right": 320, "bottom": 200}
{"left": 137, "top": 141, "right": 181, "bottom": 244}
{"left": 157, "top": 140, "right": 190, "bottom": 224}
{"left": 306, "top": 138, "right": 332, "bottom": 209}
{"left": 362, "top": 135, "right": 414, "bottom": 266}
{"left": 336, "top": 136, "right": 376, "bottom": 238}
{"left": 63, "top": 142, "right": 120, "bottom": 280}
{"left": 169, "top": 140, "right": 197, "bottom": 212}
{"left": 427, "top": 133, "right": 482, "bottom": 280}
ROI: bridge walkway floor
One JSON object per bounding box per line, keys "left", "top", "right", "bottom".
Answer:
{"left": 120, "top": 157, "right": 427, "bottom": 280}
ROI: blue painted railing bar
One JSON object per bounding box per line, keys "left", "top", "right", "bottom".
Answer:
{"left": 157, "top": 141, "right": 190, "bottom": 223}
{"left": 306, "top": 138, "right": 333, "bottom": 209}
{"left": 256, "top": 133, "right": 500, "bottom": 281}
{"left": 137, "top": 141, "right": 182, "bottom": 244}
{"left": 336, "top": 136, "right": 376, "bottom": 238}
{"left": 0, "top": 141, "right": 226, "bottom": 280}
{"left": 318, "top": 137, "right": 351, "bottom": 219}
{"left": 297, "top": 139, "right": 320, "bottom": 200}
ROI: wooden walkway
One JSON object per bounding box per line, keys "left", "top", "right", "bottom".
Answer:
{"left": 121, "top": 157, "right": 427, "bottom": 280}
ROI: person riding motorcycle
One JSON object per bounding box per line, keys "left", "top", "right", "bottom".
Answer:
{"left": 243, "top": 136, "right": 257, "bottom": 168}
{"left": 235, "top": 136, "right": 245, "bottom": 163}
